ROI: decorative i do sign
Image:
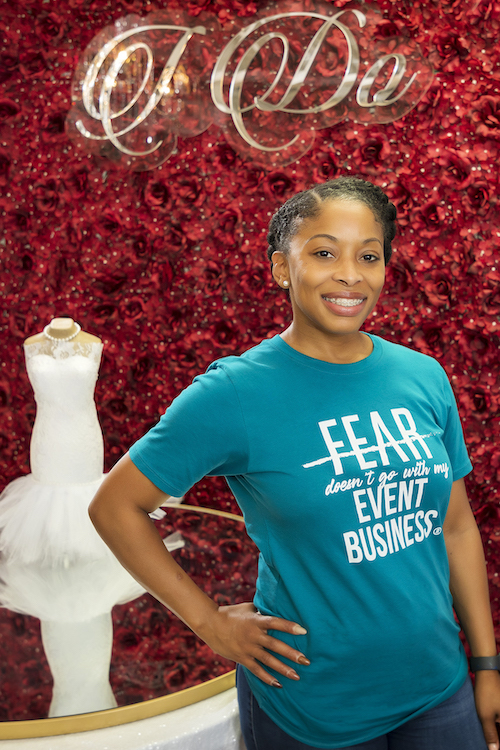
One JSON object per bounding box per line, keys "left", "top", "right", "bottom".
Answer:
{"left": 65, "top": 1, "right": 434, "bottom": 170}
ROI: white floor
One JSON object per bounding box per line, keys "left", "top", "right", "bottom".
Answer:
{"left": 2, "top": 689, "right": 246, "bottom": 750}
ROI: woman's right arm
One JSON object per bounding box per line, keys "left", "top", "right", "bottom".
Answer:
{"left": 88, "top": 453, "right": 310, "bottom": 687}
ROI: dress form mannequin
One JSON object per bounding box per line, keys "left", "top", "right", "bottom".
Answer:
{"left": 0, "top": 318, "right": 183, "bottom": 717}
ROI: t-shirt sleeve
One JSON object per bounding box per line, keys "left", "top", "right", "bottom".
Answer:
{"left": 439, "top": 367, "right": 472, "bottom": 481}
{"left": 128, "top": 363, "right": 249, "bottom": 496}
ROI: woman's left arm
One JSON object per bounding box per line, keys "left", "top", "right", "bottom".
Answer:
{"left": 443, "top": 478, "right": 500, "bottom": 750}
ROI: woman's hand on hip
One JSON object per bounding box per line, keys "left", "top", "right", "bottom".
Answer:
{"left": 199, "top": 601, "right": 310, "bottom": 687}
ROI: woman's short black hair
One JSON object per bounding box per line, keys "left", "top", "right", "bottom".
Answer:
{"left": 266, "top": 176, "right": 397, "bottom": 265}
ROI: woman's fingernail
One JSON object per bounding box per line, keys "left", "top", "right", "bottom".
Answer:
{"left": 271, "top": 679, "right": 282, "bottom": 688}
{"left": 287, "top": 669, "right": 300, "bottom": 680}
{"left": 293, "top": 625, "right": 307, "bottom": 635}
{"left": 488, "top": 744, "right": 498, "bottom": 750}
{"left": 297, "top": 655, "right": 310, "bottom": 665}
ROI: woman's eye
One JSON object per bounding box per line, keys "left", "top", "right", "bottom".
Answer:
{"left": 362, "top": 253, "right": 380, "bottom": 262}
{"left": 316, "top": 250, "right": 334, "bottom": 258}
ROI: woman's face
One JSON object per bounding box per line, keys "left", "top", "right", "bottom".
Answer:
{"left": 272, "top": 199, "right": 386, "bottom": 348}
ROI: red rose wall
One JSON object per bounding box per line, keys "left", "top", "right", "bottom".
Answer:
{"left": 1, "top": 0, "right": 500, "bottom": 721}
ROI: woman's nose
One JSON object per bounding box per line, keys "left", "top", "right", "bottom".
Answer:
{"left": 331, "top": 256, "right": 362, "bottom": 286}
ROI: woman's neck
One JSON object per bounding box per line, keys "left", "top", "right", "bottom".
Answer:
{"left": 280, "top": 326, "right": 373, "bottom": 364}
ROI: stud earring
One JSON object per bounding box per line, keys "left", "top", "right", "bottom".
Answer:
{"left": 283, "top": 280, "right": 289, "bottom": 288}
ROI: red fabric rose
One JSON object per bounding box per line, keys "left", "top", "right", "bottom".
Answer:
{"left": 0, "top": 54, "right": 18, "bottom": 85}
{"left": 471, "top": 96, "right": 500, "bottom": 139}
{"left": 36, "top": 12, "right": 68, "bottom": 45}
{"left": 0, "top": 98, "right": 20, "bottom": 121}
{"left": 413, "top": 202, "right": 448, "bottom": 238}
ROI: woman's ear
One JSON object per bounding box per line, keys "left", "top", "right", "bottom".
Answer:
{"left": 271, "top": 250, "right": 290, "bottom": 290}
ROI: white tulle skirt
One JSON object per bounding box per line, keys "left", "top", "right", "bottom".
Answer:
{"left": 0, "top": 474, "right": 113, "bottom": 565}
{"left": 0, "top": 556, "right": 147, "bottom": 622}
{"left": 0, "top": 474, "right": 183, "bottom": 622}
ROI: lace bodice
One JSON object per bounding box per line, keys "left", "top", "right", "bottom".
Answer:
{"left": 24, "top": 341, "right": 104, "bottom": 484}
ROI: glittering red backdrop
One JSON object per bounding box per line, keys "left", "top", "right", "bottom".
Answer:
{"left": 0, "top": 0, "right": 499, "bottom": 719}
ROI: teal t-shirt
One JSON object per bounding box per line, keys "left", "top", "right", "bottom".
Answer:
{"left": 129, "top": 334, "right": 472, "bottom": 748}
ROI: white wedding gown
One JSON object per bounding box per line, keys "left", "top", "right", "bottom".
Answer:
{"left": 0, "top": 339, "right": 182, "bottom": 716}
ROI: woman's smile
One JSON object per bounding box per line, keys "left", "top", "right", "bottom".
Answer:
{"left": 321, "top": 292, "right": 368, "bottom": 316}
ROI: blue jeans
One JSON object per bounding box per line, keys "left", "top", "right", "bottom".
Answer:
{"left": 236, "top": 665, "right": 488, "bottom": 750}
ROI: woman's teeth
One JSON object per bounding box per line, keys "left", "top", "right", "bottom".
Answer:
{"left": 323, "top": 297, "right": 364, "bottom": 307}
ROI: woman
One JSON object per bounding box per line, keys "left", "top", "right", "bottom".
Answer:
{"left": 89, "top": 177, "right": 500, "bottom": 750}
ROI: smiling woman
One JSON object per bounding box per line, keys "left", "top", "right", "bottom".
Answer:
{"left": 89, "top": 177, "right": 500, "bottom": 750}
